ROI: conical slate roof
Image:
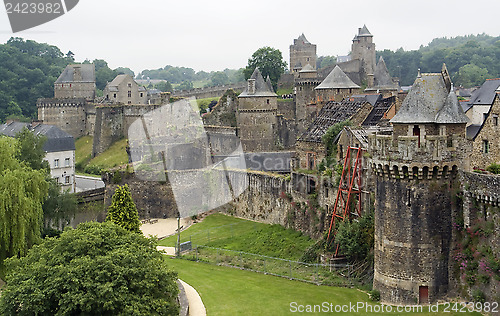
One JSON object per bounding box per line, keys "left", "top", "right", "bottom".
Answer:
{"left": 392, "top": 66, "right": 468, "bottom": 124}
{"left": 435, "top": 90, "right": 469, "bottom": 124}
{"left": 265, "top": 75, "right": 274, "bottom": 93}
{"left": 367, "top": 57, "right": 398, "bottom": 90}
{"left": 315, "top": 65, "right": 360, "bottom": 90}
{"left": 358, "top": 25, "right": 372, "bottom": 37}
{"left": 239, "top": 68, "right": 277, "bottom": 97}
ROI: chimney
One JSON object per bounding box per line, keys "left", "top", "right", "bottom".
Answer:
{"left": 74, "top": 66, "right": 82, "bottom": 81}
{"left": 248, "top": 79, "right": 256, "bottom": 95}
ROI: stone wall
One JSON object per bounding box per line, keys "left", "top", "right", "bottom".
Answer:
{"left": 202, "top": 90, "right": 238, "bottom": 127}
{"left": 173, "top": 83, "right": 246, "bottom": 99}
{"left": 92, "top": 104, "right": 161, "bottom": 157}
{"left": 37, "top": 98, "right": 88, "bottom": 138}
{"left": 470, "top": 94, "right": 500, "bottom": 170}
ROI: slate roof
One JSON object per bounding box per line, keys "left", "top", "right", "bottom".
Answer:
{"left": 435, "top": 91, "right": 469, "bottom": 124}
{"left": 107, "top": 74, "right": 129, "bottom": 87}
{"left": 55, "top": 64, "right": 95, "bottom": 83}
{"left": 315, "top": 65, "right": 360, "bottom": 90}
{"left": 368, "top": 57, "right": 398, "bottom": 90}
{"left": 461, "top": 79, "right": 500, "bottom": 113}
{"left": 239, "top": 68, "right": 277, "bottom": 97}
{"left": 299, "top": 100, "right": 367, "bottom": 142}
{"left": 265, "top": 75, "right": 274, "bottom": 93}
{"left": 358, "top": 25, "right": 373, "bottom": 37}
{"left": 363, "top": 96, "right": 396, "bottom": 126}
{"left": 466, "top": 124, "right": 482, "bottom": 140}
{"left": 0, "top": 122, "right": 75, "bottom": 152}
{"left": 391, "top": 67, "right": 468, "bottom": 124}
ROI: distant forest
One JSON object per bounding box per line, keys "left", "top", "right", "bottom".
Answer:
{"left": 1, "top": 34, "right": 500, "bottom": 122}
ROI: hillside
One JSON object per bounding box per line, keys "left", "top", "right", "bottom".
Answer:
{"left": 378, "top": 34, "right": 500, "bottom": 87}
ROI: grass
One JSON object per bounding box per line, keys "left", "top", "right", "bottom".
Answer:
{"left": 87, "top": 138, "right": 128, "bottom": 170}
{"left": 167, "top": 259, "right": 481, "bottom": 316}
{"left": 75, "top": 136, "right": 93, "bottom": 169}
{"left": 277, "top": 87, "right": 293, "bottom": 96}
{"left": 158, "top": 213, "right": 315, "bottom": 260}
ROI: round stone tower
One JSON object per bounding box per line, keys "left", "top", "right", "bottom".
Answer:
{"left": 370, "top": 66, "right": 470, "bottom": 304}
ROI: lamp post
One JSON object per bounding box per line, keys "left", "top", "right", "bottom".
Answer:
{"left": 176, "top": 211, "right": 181, "bottom": 258}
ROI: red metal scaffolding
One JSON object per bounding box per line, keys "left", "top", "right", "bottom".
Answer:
{"left": 326, "top": 146, "right": 363, "bottom": 257}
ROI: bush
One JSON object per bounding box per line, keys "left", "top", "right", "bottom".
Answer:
{"left": 369, "top": 290, "right": 380, "bottom": 301}
{"left": 0, "top": 222, "right": 179, "bottom": 315}
{"left": 486, "top": 162, "right": 500, "bottom": 174}
{"left": 472, "top": 289, "right": 486, "bottom": 303}
{"left": 84, "top": 164, "right": 104, "bottom": 175}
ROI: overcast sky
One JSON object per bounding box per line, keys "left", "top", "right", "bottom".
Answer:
{"left": 1, "top": 0, "right": 500, "bottom": 75}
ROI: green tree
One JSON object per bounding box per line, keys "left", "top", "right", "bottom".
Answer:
{"left": 0, "top": 222, "right": 179, "bottom": 315}
{"left": 94, "top": 59, "right": 119, "bottom": 90}
{"left": 155, "top": 81, "right": 173, "bottom": 93}
{"left": 333, "top": 211, "right": 374, "bottom": 262}
{"left": 42, "top": 178, "right": 78, "bottom": 230}
{"left": 210, "top": 71, "right": 229, "bottom": 86}
{"left": 14, "top": 127, "right": 50, "bottom": 172}
{"left": 106, "top": 184, "right": 141, "bottom": 233}
{"left": 177, "top": 80, "right": 194, "bottom": 90}
{"left": 0, "top": 137, "right": 49, "bottom": 276}
{"left": 322, "top": 120, "right": 352, "bottom": 157}
{"left": 243, "top": 46, "right": 287, "bottom": 91}
{"left": 454, "top": 64, "right": 492, "bottom": 87}
{"left": 114, "top": 67, "right": 135, "bottom": 78}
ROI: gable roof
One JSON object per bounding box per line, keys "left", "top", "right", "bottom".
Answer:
{"left": 315, "top": 65, "right": 360, "bottom": 90}
{"left": 55, "top": 64, "right": 95, "bottom": 83}
{"left": 0, "top": 122, "right": 75, "bottom": 152}
{"left": 299, "top": 100, "right": 368, "bottom": 142}
{"left": 468, "top": 79, "right": 500, "bottom": 105}
{"left": 238, "top": 68, "right": 277, "bottom": 97}
{"left": 299, "top": 64, "right": 315, "bottom": 73}
{"left": 107, "top": 74, "right": 130, "bottom": 87}
{"left": 391, "top": 66, "right": 467, "bottom": 124}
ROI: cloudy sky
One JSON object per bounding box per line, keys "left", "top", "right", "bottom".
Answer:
{"left": 1, "top": 0, "right": 500, "bottom": 74}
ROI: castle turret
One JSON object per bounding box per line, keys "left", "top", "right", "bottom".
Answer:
{"left": 370, "top": 65, "right": 470, "bottom": 304}
{"left": 314, "top": 65, "right": 361, "bottom": 103}
{"left": 290, "top": 34, "right": 317, "bottom": 78}
{"left": 237, "top": 68, "right": 278, "bottom": 152}
{"left": 351, "top": 25, "right": 376, "bottom": 84}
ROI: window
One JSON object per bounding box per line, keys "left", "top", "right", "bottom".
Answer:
{"left": 483, "top": 140, "right": 490, "bottom": 154}
{"left": 140, "top": 92, "right": 143, "bottom": 97}
{"left": 54, "top": 177, "right": 59, "bottom": 184}
{"left": 128, "top": 83, "right": 132, "bottom": 88}
{"left": 54, "top": 159, "right": 59, "bottom": 168}
{"left": 266, "top": 99, "right": 270, "bottom": 104}
{"left": 65, "top": 176, "right": 70, "bottom": 184}
{"left": 494, "top": 115, "right": 498, "bottom": 126}
{"left": 128, "top": 101, "right": 132, "bottom": 104}
{"left": 113, "top": 93, "right": 117, "bottom": 98}
{"left": 483, "top": 113, "right": 488, "bottom": 123}
{"left": 128, "top": 91, "right": 132, "bottom": 98}
{"left": 65, "top": 158, "right": 70, "bottom": 167}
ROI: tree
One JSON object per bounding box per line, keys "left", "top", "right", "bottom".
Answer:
{"left": 0, "top": 137, "right": 49, "bottom": 276}
{"left": 177, "top": 81, "right": 194, "bottom": 90}
{"left": 114, "top": 67, "right": 135, "bottom": 78}
{"left": 106, "top": 184, "right": 141, "bottom": 233}
{"left": 14, "top": 127, "right": 50, "bottom": 172}
{"left": 42, "top": 178, "right": 78, "bottom": 231}
{"left": 155, "top": 81, "right": 173, "bottom": 93}
{"left": 209, "top": 71, "right": 229, "bottom": 86}
{"left": 333, "top": 211, "right": 374, "bottom": 262}
{"left": 243, "top": 47, "right": 287, "bottom": 91}
{"left": 0, "top": 222, "right": 179, "bottom": 315}
{"left": 454, "top": 64, "right": 492, "bottom": 87}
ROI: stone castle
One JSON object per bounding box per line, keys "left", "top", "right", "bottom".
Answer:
{"left": 37, "top": 26, "right": 499, "bottom": 305}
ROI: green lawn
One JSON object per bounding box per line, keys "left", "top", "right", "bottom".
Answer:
{"left": 75, "top": 135, "right": 93, "bottom": 169}
{"left": 167, "top": 259, "right": 481, "bottom": 316}
{"left": 87, "top": 138, "right": 128, "bottom": 170}
{"left": 158, "top": 213, "right": 315, "bottom": 260}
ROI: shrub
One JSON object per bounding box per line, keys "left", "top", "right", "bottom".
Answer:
{"left": 472, "top": 289, "right": 486, "bottom": 303}
{"left": 84, "top": 164, "right": 104, "bottom": 175}
{"left": 369, "top": 290, "right": 380, "bottom": 301}
{"left": 486, "top": 162, "right": 500, "bottom": 174}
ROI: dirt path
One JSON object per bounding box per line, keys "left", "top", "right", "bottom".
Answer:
{"left": 140, "top": 218, "right": 191, "bottom": 239}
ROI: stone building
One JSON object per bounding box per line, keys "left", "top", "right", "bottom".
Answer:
{"left": 469, "top": 93, "right": 500, "bottom": 169}
{"left": 103, "top": 74, "right": 147, "bottom": 105}
{"left": 0, "top": 121, "right": 76, "bottom": 192}
{"left": 54, "top": 64, "right": 96, "bottom": 100}
{"left": 290, "top": 34, "right": 317, "bottom": 77}
{"left": 370, "top": 65, "right": 470, "bottom": 305}
{"left": 296, "top": 99, "right": 373, "bottom": 170}
{"left": 237, "top": 68, "right": 279, "bottom": 152}
{"left": 350, "top": 25, "right": 376, "bottom": 85}
{"left": 365, "top": 57, "right": 399, "bottom": 96}
{"left": 314, "top": 65, "right": 361, "bottom": 103}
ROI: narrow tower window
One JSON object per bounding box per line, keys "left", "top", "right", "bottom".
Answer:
{"left": 413, "top": 125, "right": 421, "bottom": 147}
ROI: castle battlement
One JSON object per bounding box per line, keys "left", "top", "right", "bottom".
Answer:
{"left": 368, "top": 133, "right": 468, "bottom": 180}
{"left": 37, "top": 97, "right": 87, "bottom": 108}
